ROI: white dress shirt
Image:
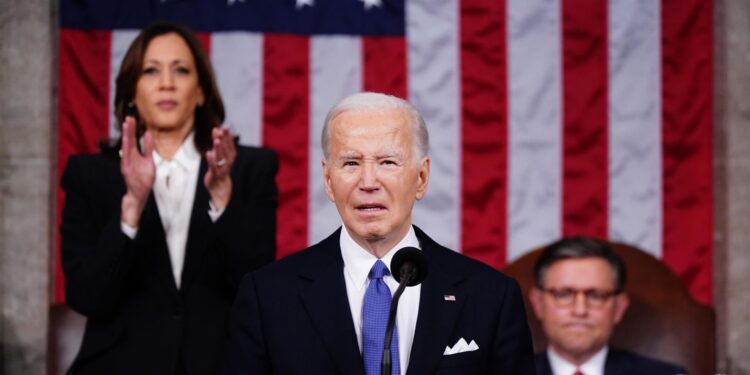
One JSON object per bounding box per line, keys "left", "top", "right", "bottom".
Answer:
{"left": 340, "top": 225, "right": 421, "bottom": 374}
{"left": 548, "top": 345, "right": 608, "bottom": 375}
{"left": 121, "top": 132, "right": 223, "bottom": 288}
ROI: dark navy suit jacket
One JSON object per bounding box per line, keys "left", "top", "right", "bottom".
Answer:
{"left": 534, "top": 348, "right": 686, "bottom": 375}
{"left": 225, "top": 226, "right": 536, "bottom": 374}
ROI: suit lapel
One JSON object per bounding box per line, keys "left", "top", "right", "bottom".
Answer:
{"left": 179, "top": 158, "right": 210, "bottom": 293}
{"left": 136, "top": 190, "right": 181, "bottom": 296}
{"left": 297, "top": 230, "right": 365, "bottom": 375}
{"left": 603, "top": 348, "right": 630, "bottom": 375}
{"left": 406, "top": 228, "right": 468, "bottom": 375}
{"left": 536, "top": 352, "right": 554, "bottom": 375}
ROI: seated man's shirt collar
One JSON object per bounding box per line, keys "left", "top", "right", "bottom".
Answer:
{"left": 548, "top": 345, "right": 608, "bottom": 375}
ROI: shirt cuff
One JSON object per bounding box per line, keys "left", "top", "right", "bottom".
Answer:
{"left": 208, "top": 200, "right": 226, "bottom": 222}
{"left": 121, "top": 222, "right": 138, "bottom": 239}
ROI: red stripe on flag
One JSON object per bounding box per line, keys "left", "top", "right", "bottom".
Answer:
{"left": 362, "top": 37, "right": 407, "bottom": 99}
{"left": 262, "top": 34, "right": 310, "bottom": 259}
{"left": 56, "top": 29, "right": 112, "bottom": 303}
{"left": 196, "top": 32, "right": 211, "bottom": 55}
{"left": 460, "top": 0, "right": 508, "bottom": 269}
{"left": 661, "top": 0, "right": 713, "bottom": 305}
{"left": 561, "top": 0, "right": 608, "bottom": 239}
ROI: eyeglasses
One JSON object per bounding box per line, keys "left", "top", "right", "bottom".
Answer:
{"left": 540, "top": 287, "right": 618, "bottom": 308}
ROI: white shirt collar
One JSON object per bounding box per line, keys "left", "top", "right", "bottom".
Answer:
{"left": 152, "top": 131, "right": 201, "bottom": 171}
{"left": 340, "top": 225, "right": 421, "bottom": 291}
{"left": 548, "top": 345, "right": 608, "bottom": 375}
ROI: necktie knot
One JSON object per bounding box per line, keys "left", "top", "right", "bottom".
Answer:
{"left": 369, "top": 260, "right": 389, "bottom": 280}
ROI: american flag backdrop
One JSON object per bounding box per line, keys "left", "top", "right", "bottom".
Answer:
{"left": 56, "top": 0, "right": 713, "bottom": 305}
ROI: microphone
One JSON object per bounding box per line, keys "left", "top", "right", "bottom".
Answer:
{"left": 391, "top": 247, "right": 428, "bottom": 286}
{"left": 381, "top": 247, "right": 428, "bottom": 375}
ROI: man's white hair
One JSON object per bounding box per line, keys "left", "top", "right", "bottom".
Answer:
{"left": 321, "top": 92, "right": 429, "bottom": 161}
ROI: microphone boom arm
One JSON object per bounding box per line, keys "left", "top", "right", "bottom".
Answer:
{"left": 381, "top": 266, "right": 415, "bottom": 375}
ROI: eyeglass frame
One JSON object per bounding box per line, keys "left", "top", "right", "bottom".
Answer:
{"left": 538, "top": 287, "right": 622, "bottom": 308}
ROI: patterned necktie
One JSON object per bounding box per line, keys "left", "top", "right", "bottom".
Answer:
{"left": 362, "top": 260, "right": 400, "bottom": 375}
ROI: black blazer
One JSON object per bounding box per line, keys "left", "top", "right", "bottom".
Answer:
{"left": 61, "top": 146, "right": 278, "bottom": 374}
{"left": 224, "top": 226, "right": 536, "bottom": 374}
{"left": 534, "top": 349, "right": 686, "bottom": 375}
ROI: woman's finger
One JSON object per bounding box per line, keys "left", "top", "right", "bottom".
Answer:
{"left": 142, "top": 129, "right": 154, "bottom": 160}
{"left": 121, "top": 117, "right": 135, "bottom": 161}
{"left": 222, "top": 128, "right": 236, "bottom": 159}
{"left": 214, "top": 127, "right": 235, "bottom": 166}
{"left": 213, "top": 138, "right": 226, "bottom": 168}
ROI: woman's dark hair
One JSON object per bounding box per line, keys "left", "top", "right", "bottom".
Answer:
{"left": 533, "top": 236, "right": 627, "bottom": 294}
{"left": 103, "top": 21, "right": 225, "bottom": 154}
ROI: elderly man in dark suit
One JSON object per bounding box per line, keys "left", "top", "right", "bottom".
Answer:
{"left": 529, "top": 237, "right": 686, "bottom": 375}
{"left": 225, "top": 92, "right": 536, "bottom": 374}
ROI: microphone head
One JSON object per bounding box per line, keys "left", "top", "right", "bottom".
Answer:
{"left": 391, "top": 247, "right": 428, "bottom": 286}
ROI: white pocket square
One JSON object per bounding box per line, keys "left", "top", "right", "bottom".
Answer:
{"left": 443, "top": 338, "right": 479, "bottom": 355}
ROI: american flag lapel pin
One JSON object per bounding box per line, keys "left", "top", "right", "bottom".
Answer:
{"left": 443, "top": 295, "right": 456, "bottom": 301}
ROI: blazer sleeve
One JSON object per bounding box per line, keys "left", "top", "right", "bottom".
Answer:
{"left": 210, "top": 147, "right": 279, "bottom": 289}
{"left": 491, "top": 277, "right": 537, "bottom": 374}
{"left": 60, "top": 155, "right": 142, "bottom": 319}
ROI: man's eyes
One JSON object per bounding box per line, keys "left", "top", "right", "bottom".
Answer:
{"left": 587, "top": 291, "right": 610, "bottom": 301}
{"left": 550, "top": 289, "right": 610, "bottom": 298}
{"left": 552, "top": 289, "right": 576, "bottom": 298}
{"left": 340, "top": 160, "right": 399, "bottom": 167}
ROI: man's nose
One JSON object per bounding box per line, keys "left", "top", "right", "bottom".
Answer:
{"left": 571, "top": 292, "right": 588, "bottom": 316}
{"left": 359, "top": 162, "right": 380, "bottom": 191}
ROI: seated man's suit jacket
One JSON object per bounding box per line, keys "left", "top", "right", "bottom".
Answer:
{"left": 534, "top": 349, "right": 686, "bottom": 375}
{"left": 225, "top": 226, "right": 536, "bottom": 374}
{"left": 61, "top": 146, "right": 278, "bottom": 374}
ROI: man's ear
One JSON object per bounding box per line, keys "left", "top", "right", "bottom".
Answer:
{"left": 322, "top": 159, "right": 335, "bottom": 203}
{"left": 529, "top": 287, "right": 545, "bottom": 320}
{"left": 612, "top": 292, "right": 630, "bottom": 324}
{"left": 415, "top": 156, "right": 430, "bottom": 200}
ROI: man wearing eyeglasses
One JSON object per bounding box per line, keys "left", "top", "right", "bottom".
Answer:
{"left": 528, "top": 237, "right": 685, "bottom": 375}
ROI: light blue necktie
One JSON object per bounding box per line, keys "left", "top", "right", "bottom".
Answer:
{"left": 362, "top": 260, "right": 400, "bottom": 375}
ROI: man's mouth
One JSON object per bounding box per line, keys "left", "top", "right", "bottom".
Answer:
{"left": 356, "top": 204, "right": 386, "bottom": 212}
{"left": 563, "top": 322, "right": 593, "bottom": 330}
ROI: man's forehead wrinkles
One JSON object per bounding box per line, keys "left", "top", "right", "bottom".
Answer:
{"left": 347, "top": 153, "right": 403, "bottom": 159}
{"left": 336, "top": 152, "right": 404, "bottom": 161}
{"left": 338, "top": 151, "right": 361, "bottom": 159}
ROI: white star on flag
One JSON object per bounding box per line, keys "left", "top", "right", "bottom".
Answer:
{"left": 296, "top": 0, "right": 314, "bottom": 9}
{"left": 359, "top": 0, "right": 382, "bottom": 10}
{"left": 227, "top": 0, "right": 245, "bottom": 5}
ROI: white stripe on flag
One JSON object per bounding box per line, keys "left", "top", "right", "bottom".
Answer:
{"left": 308, "top": 36, "right": 363, "bottom": 245}
{"left": 407, "top": 0, "right": 462, "bottom": 252}
{"left": 507, "top": 0, "right": 563, "bottom": 260}
{"left": 607, "top": 0, "right": 662, "bottom": 257}
{"left": 212, "top": 32, "right": 263, "bottom": 146}
{"left": 110, "top": 30, "right": 139, "bottom": 139}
